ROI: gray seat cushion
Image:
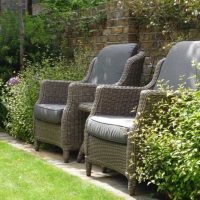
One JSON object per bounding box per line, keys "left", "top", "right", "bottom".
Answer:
{"left": 34, "top": 104, "right": 65, "bottom": 124}
{"left": 155, "top": 41, "right": 200, "bottom": 90}
{"left": 87, "top": 115, "right": 134, "bottom": 144}
{"left": 87, "top": 43, "right": 138, "bottom": 84}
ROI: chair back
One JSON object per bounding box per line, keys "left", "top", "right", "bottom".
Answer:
{"left": 87, "top": 43, "right": 138, "bottom": 84}
{"left": 155, "top": 41, "right": 200, "bottom": 90}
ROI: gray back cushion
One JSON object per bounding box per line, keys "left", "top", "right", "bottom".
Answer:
{"left": 87, "top": 43, "right": 138, "bottom": 84}
{"left": 155, "top": 41, "right": 200, "bottom": 90}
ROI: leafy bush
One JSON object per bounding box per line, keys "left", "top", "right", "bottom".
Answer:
{"left": 24, "top": 12, "right": 70, "bottom": 63}
{"left": 129, "top": 0, "right": 200, "bottom": 30}
{"left": 132, "top": 87, "right": 200, "bottom": 200}
{"left": 0, "top": 79, "right": 7, "bottom": 128}
{"left": 40, "top": 0, "right": 106, "bottom": 11}
{"left": 0, "top": 10, "right": 68, "bottom": 76}
{"left": 1, "top": 48, "right": 90, "bottom": 142}
{"left": 38, "top": 0, "right": 107, "bottom": 44}
{"left": 0, "top": 11, "right": 20, "bottom": 76}
{"left": 0, "top": 1, "right": 105, "bottom": 77}
{"left": 0, "top": 9, "right": 71, "bottom": 127}
{"left": 127, "top": 0, "right": 200, "bottom": 51}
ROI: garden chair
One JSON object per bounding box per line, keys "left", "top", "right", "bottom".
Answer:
{"left": 33, "top": 43, "right": 145, "bottom": 162}
{"left": 84, "top": 41, "right": 200, "bottom": 195}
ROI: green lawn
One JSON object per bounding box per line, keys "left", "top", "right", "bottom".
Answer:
{"left": 0, "top": 141, "right": 123, "bottom": 200}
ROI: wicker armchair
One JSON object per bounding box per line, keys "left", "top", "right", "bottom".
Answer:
{"left": 33, "top": 43, "right": 145, "bottom": 162}
{"left": 84, "top": 41, "right": 200, "bottom": 196}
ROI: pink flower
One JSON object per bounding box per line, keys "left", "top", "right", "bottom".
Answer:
{"left": 7, "top": 76, "right": 20, "bottom": 86}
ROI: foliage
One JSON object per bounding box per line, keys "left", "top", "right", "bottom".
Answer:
{"left": 0, "top": 1, "right": 106, "bottom": 76}
{"left": 0, "top": 141, "right": 122, "bottom": 200}
{"left": 0, "top": 10, "right": 72, "bottom": 126}
{"left": 0, "top": 10, "right": 68, "bottom": 76}
{"left": 0, "top": 11, "right": 20, "bottom": 77}
{"left": 24, "top": 13, "right": 65, "bottom": 63}
{"left": 130, "top": 86, "right": 200, "bottom": 199}
{"left": 129, "top": 0, "right": 200, "bottom": 30}
{"left": 0, "top": 11, "right": 20, "bottom": 128}
{"left": 128, "top": 0, "right": 200, "bottom": 51}
{"left": 75, "top": 11, "right": 107, "bottom": 37}
{"left": 0, "top": 80, "right": 7, "bottom": 128}
{"left": 1, "top": 48, "right": 90, "bottom": 142}
{"left": 39, "top": 0, "right": 107, "bottom": 39}
{"left": 40, "top": 0, "right": 106, "bottom": 11}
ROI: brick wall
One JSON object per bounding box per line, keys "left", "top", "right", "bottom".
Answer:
{"left": 3, "top": 0, "right": 199, "bottom": 83}
{"left": 64, "top": 0, "right": 200, "bottom": 84}
{"left": 65, "top": 0, "right": 151, "bottom": 83}
{"left": 65, "top": 0, "right": 139, "bottom": 55}
{"left": 1, "top": 0, "right": 27, "bottom": 11}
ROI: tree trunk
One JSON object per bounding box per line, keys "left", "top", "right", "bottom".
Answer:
{"left": 18, "top": 0, "right": 25, "bottom": 70}
{"left": 27, "top": 0, "right": 32, "bottom": 15}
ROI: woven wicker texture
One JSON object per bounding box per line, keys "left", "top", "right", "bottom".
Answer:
{"left": 33, "top": 47, "right": 146, "bottom": 162}
{"left": 34, "top": 119, "right": 61, "bottom": 147}
{"left": 87, "top": 136, "right": 127, "bottom": 175}
{"left": 78, "top": 102, "right": 93, "bottom": 112}
{"left": 85, "top": 41, "right": 200, "bottom": 195}
{"left": 84, "top": 58, "right": 165, "bottom": 195}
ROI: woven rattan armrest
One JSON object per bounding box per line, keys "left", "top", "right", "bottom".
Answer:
{"left": 127, "top": 89, "right": 168, "bottom": 142}
{"left": 126, "top": 90, "right": 168, "bottom": 179}
{"left": 60, "top": 82, "right": 98, "bottom": 153}
{"left": 61, "top": 82, "right": 97, "bottom": 131}
{"left": 67, "top": 82, "right": 97, "bottom": 103}
{"left": 134, "top": 89, "right": 169, "bottom": 119}
{"left": 117, "top": 51, "right": 145, "bottom": 86}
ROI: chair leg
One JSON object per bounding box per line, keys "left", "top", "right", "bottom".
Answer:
{"left": 128, "top": 180, "right": 137, "bottom": 196}
{"left": 63, "top": 150, "right": 70, "bottom": 163}
{"left": 86, "top": 161, "right": 92, "bottom": 176}
{"left": 77, "top": 151, "right": 85, "bottom": 163}
{"left": 34, "top": 140, "right": 40, "bottom": 151}
{"left": 102, "top": 167, "right": 108, "bottom": 173}
{"left": 77, "top": 144, "right": 85, "bottom": 163}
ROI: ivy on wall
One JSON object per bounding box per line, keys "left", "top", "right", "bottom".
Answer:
{"left": 127, "top": 0, "right": 200, "bottom": 50}
{"left": 129, "top": 0, "right": 200, "bottom": 30}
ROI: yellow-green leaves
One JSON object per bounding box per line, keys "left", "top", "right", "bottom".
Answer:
{"left": 131, "top": 87, "right": 200, "bottom": 200}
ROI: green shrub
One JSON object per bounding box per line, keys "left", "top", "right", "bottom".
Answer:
{"left": 129, "top": 0, "right": 200, "bottom": 30}
{"left": 0, "top": 1, "right": 105, "bottom": 77}
{"left": 0, "top": 10, "right": 67, "bottom": 76}
{"left": 128, "top": 0, "right": 200, "bottom": 52}
{"left": 0, "top": 11, "right": 20, "bottom": 74}
{"left": 1, "top": 48, "right": 90, "bottom": 142}
{"left": 0, "top": 79, "right": 7, "bottom": 128}
{"left": 40, "top": 0, "right": 106, "bottom": 11}
{"left": 131, "top": 87, "right": 200, "bottom": 200}
{"left": 24, "top": 12, "right": 67, "bottom": 63}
